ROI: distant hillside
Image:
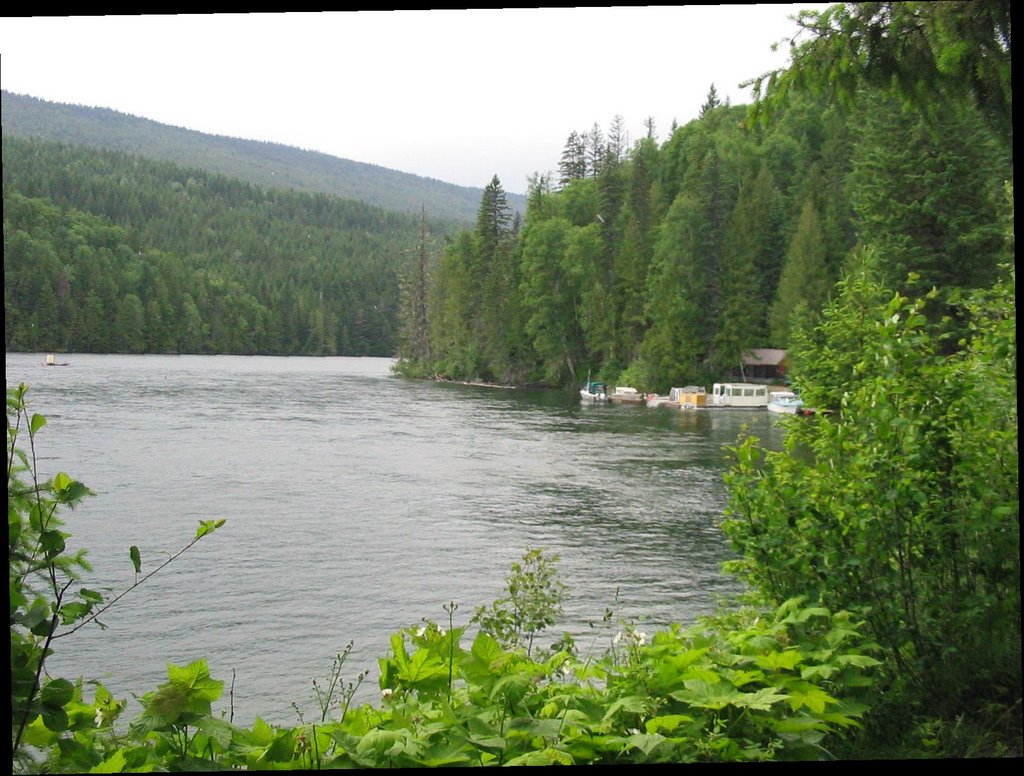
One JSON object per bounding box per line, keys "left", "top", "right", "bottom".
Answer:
{"left": 1, "top": 90, "right": 525, "bottom": 223}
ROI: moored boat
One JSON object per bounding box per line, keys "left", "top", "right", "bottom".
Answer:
{"left": 580, "top": 380, "right": 608, "bottom": 402}
{"left": 672, "top": 385, "right": 707, "bottom": 409}
{"left": 767, "top": 390, "right": 804, "bottom": 414}
{"left": 710, "top": 382, "right": 769, "bottom": 409}
{"left": 609, "top": 386, "right": 645, "bottom": 405}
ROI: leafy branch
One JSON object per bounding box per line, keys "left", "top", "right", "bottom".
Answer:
{"left": 52, "top": 519, "right": 227, "bottom": 641}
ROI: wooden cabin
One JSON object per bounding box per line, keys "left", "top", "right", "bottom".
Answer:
{"left": 739, "top": 349, "right": 789, "bottom": 381}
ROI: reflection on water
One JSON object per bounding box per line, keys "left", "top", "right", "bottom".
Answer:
{"left": 5, "top": 353, "right": 784, "bottom": 725}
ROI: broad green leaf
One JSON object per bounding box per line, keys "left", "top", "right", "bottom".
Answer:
{"left": 145, "top": 684, "right": 189, "bottom": 724}
{"left": 413, "top": 741, "right": 474, "bottom": 767}
{"left": 248, "top": 715, "right": 276, "bottom": 745}
{"left": 787, "top": 686, "right": 837, "bottom": 715}
{"left": 773, "top": 714, "right": 829, "bottom": 734}
{"left": 89, "top": 750, "right": 127, "bottom": 773}
{"left": 624, "top": 732, "right": 669, "bottom": 757}
{"left": 18, "top": 600, "right": 51, "bottom": 630}
{"left": 470, "top": 630, "right": 504, "bottom": 666}
{"left": 257, "top": 728, "right": 297, "bottom": 764}
{"left": 736, "top": 686, "right": 789, "bottom": 711}
{"left": 62, "top": 480, "right": 92, "bottom": 503}
{"left": 602, "top": 695, "right": 647, "bottom": 721}
{"left": 356, "top": 728, "right": 404, "bottom": 759}
{"left": 672, "top": 680, "right": 745, "bottom": 710}
{"left": 197, "top": 716, "right": 236, "bottom": 749}
{"left": 491, "top": 672, "right": 531, "bottom": 706}
{"left": 21, "top": 716, "right": 59, "bottom": 748}
{"left": 40, "top": 706, "right": 69, "bottom": 732}
{"left": 397, "top": 648, "right": 446, "bottom": 685}
{"left": 645, "top": 714, "right": 694, "bottom": 734}
{"left": 508, "top": 716, "right": 564, "bottom": 739}
{"left": 58, "top": 602, "right": 90, "bottom": 625}
{"left": 722, "top": 668, "right": 765, "bottom": 687}
{"left": 800, "top": 664, "right": 838, "bottom": 681}
{"left": 835, "top": 653, "right": 882, "bottom": 668}
{"left": 465, "top": 715, "right": 507, "bottom": 751}
{"left": 40, "top": 529, "right": 66, "bottom": 556}
{"left": 505, "top": 747, "right": 575, "bottom": 766}
{"left": 669, "top": 647, "right": 710, "bottom": 670}
{"left": 166, "top": 658, "right": 223, "bottom": 702}
{"left": 753, "top": 649, "right": 804, "bottom": 671}
{"left": 679, "top": 666, "right": 722, "bottom": 684}
{"left": 79, "top": 588, "right": 104, "bottom": 604}
{"left": 30, "top": 413, "right": 47, "bottom": 435}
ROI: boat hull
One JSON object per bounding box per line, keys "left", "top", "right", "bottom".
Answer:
{"left": 767, "top": 402, "right": 802, "bottom": 414}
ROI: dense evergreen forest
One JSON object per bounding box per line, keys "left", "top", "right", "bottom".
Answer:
{"left": 3, "top": 136, "right": 459, "bottom": 356}
{"left": 1, "top": 90, "right": 525, "bottom": 224}
{"left": 394, "top": 5, "right": 1012, "bottom": 393}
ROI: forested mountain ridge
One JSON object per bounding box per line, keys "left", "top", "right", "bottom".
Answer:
{"left": 1, "top": 90, "right": 526, "bottom": 223}
{"left": 3, "top": 134, "right": 457, "bottom": 356}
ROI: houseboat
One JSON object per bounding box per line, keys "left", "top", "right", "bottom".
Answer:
{"left": 710, "top": 383, "right": 769, "bottom": 409}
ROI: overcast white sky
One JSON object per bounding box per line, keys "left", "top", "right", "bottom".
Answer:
{"left": 0, "top": 6, "right": 828, "bottom": 195}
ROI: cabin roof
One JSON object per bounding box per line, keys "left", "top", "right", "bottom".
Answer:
{"left": 741, "top": 348, "right": 788, "bottom": 366}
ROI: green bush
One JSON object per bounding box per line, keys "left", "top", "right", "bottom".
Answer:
{"left": 722, "top": 260, "right": 1019, "bottom": 754}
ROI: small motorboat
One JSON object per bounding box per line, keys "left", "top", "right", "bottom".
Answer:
{"left": 580, "top": 380, "right": 608, "bottom": 402}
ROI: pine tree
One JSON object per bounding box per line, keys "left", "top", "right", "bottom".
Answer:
{"left": 613, "top": 136, "right": 662, "bottom": 369}
{"left": 396, "top": 207, "right": 432, "bottom": 366}
{"left": 557, "top": 131, "right": 587, "bottom": 188}
{"left": 700, "top": 83, "right": 721, "bottom": 117}
{"left": 585, "top": 123, "right": 606, "bottom": 180}
{"left": 715, "top": 163, "right": 784, "bottom": 368}
{"left": 769, "top": 199, "right": 833, "bottom": 347}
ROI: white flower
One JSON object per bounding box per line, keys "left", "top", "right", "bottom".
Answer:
{"left": 631, "top": 631, "right": 647, "bottom": 647}
{"left": 381, "top": 688, "right": 394, "bottom": 700}
{"left": 614, "top": 631, "right": 624, "bottom": 645}
{"left": 415, "top": 626, "right": 426, "bottom": 637}
{"left": 94, "top": 707, "right": 104, "bottom": 727}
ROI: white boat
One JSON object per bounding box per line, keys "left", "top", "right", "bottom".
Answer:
{"left": 710, "top": 383, "right": 769, "bottom": 409}
{"left": 767, "top": 390, "right": 804, "bottom": 414}
{"left": 580, "top": 380, "right": 608, "bottom": 402}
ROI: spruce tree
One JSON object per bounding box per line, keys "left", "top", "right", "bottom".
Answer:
{"left": 769, "top": 198, "right": 832, "bottom": 347}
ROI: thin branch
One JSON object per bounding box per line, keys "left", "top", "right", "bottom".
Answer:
{"left": 53, "top": 530, "right": 208, "bottom": 640}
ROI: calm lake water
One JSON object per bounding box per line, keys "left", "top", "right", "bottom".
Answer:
{"left": 6, "top": 353, "right": 784, "bottom": 726}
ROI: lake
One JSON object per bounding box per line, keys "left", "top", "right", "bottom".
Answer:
{"left": 5, "top": 353, "right": 784, "bottom": 726}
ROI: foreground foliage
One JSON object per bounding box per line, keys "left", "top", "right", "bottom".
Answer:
{"left": 723, "top": 259, "right": 1019, "bottom": 756}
